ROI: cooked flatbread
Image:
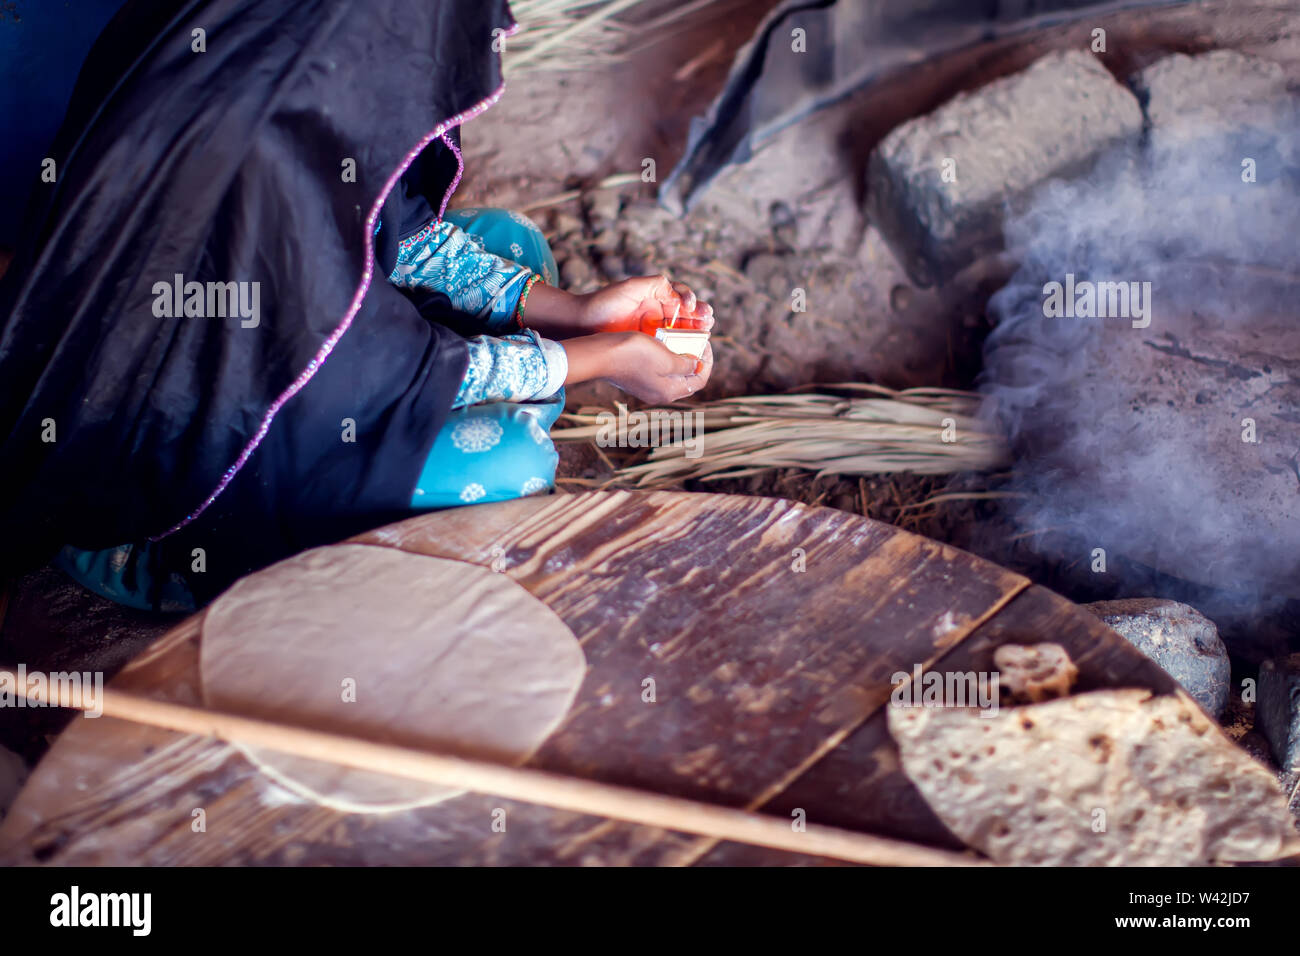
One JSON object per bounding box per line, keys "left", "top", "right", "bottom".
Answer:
{"left": 200, "top": 545, "right": 586, "bottom": 813}
{"left": 888, "top": 688, "right": 1299, "bottom": 865}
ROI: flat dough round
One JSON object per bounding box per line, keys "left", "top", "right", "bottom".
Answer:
{"left": 199, "top": 544, "right": 586, "bottom": 813}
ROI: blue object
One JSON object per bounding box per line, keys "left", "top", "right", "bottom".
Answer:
{"left": 0, "top": 1, "right": 126, "bottom": 247}
{"left": 54, "top": 541, "right": 197, "bottom": 613}
{"left": 442, "top": 206, "right": 558, "bottom": 289}
{"left": 410, "top": 207, "right": 565, "bottom": 508}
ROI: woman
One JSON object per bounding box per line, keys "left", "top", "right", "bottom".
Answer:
{"left": 387, "top": 206, "right": 713, "bottom": 507}
{"left": 0, "top": 0, "right": 712, "bottom": 610}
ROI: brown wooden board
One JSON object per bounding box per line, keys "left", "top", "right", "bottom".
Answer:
{"left": 0, "top": 491, "right": 1178, "bottom": 865}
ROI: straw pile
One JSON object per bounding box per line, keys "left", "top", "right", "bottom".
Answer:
{"left": 505, "top": 0, "right": 650, "bottom": 74}
{"left": 553, "top": 384, "right": 1010, "bottom": 488}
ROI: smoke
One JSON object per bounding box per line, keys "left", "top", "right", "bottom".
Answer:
{"left": 977, "top": 86, "right": 1300, "bottom": 623}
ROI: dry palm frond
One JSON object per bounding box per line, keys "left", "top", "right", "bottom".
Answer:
{"left": 553, "top": 385, "right": 1010, "bottom": 489}
{"left": 504, "top": 0, "right": 653, "bottom": 74}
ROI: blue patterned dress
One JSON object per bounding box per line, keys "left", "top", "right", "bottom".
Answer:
{"left": 392, "top": 207, "right": 566, "bottom": 508}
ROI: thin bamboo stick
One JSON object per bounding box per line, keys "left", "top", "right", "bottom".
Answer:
{"left": 5, "top": 671, "right": 985, "bottom": 867}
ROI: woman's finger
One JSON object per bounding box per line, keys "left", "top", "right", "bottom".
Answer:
{"left": 674, "top": 283, "right": 715, "bottom": 329}
{"left": 681, "top": 342, "right": 713, "bottom": 393}
{"left": 669, "top": 351, "right": 699, "bottom": 376}
{"left": 655, "top": 276, "right": 687, "bottom": 322}
{"left": 669, "top": 280, "right": 697, "bottom": 316}
{"left": 677, "top": 307, "right": 715, "bottom": 332}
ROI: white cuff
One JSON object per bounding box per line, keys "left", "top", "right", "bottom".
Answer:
{"left": 527, "top": 330, "right": 568, "bottom": 400}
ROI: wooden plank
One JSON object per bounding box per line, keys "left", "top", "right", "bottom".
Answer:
{"left": 3, "top": 491, "right": 1144, "bottom": 866}
{"left": 690, "top": 584, "right": 1186, "bottom": 865}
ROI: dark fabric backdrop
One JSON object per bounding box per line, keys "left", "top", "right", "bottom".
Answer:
{"left": 0, "top": 0, "right": 515, "bottom": 601}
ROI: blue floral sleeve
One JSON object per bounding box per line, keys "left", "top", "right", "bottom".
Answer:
{"left": 387, "top": 219, "right": 530, "bottom": 333}
{"left": 452, "top": 331, "right": 568, "bottom": 409}
{"left": 380, "top": 217, "right": 563, "bottom": 408}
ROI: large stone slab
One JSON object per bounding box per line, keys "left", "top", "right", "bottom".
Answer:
{"left": 980, "top": 50, "right": 1300, "bottom": 600}
{"left": 867, "top": 50, "right": 1142, "bottom": 286}
{"left": 1132, "top": 50, "right": 1291, "bottom": 153}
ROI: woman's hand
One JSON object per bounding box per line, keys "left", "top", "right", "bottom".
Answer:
{"left": 519, "top": 274, "right": 713, "bottom": 339}
{"left": 563, "top": 332, "right": 713, "bottom": 404}
{"left": 577, "top": 275, "right": 714, "bottom": 334}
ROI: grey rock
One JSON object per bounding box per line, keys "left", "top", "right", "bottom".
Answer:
{"left": 743, "top": 252, "right": 791, "bottom": 299}
{"left": 769, "top": 200, "right": 798, "bottom": 247}
{"left": 553, "top": 212, "right": 584, "bottom": 238}
{"left": 1257, "top": 654, "right": 1300, "bottom": 773}
{"left": 1285, "top": 772, "right": 1300, "bottom": 832}
{"left": 560, "top": 255, "right": 594, "bottom": 288}
{"left": 590, "top": 228, "right": 622, "bottom": 254}
{"left": 867, "top": 50, "right": 1142, "bottom": 286}
{"left": 1132, "top": 51, "right": 1290, "bottom": 153}
{"left": 1084, "top": 598, "right": 1231, "bottom": 717}
{"left": 620, "top": 202, "right": 671, "bottom": 233}
{"left": 584, "top": 189, "right": 622, "bottom": 223}
{"left": 622, "top": 248, "right": 651, "bottom": 276}
{"left": 889, "top": 284, "right": 913, "bottom": 313}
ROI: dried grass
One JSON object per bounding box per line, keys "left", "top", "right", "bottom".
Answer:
{"left": 553, "top": 384, "right": 1010, "bottom": 488}
{"left": 505, "top": 0, "right": 652, "bottom": 74}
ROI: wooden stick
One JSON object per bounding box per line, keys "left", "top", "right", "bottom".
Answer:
{"left": 5, "top": 670, "right": 984, "bottom": 868}
{"left": 672, "top": 37, "right": 727, "bottom": 83}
